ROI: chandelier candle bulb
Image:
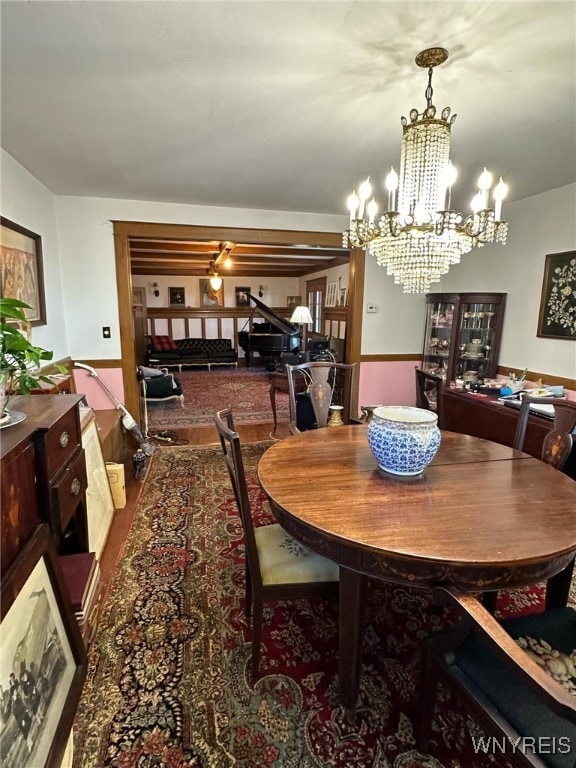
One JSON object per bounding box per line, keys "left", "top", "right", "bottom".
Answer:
{"left": 347, "top": 191, "right": 359, "bottom": 222}
{"left": 357, "top": 178, "right": 372, "bottom": 219}
{"left": 386, "top": 167, "right": 399, "bottom": 210}
{"left": 367, "top": 197, "right": 378, "bottom": 225}
{"left": 493, "top": 177, "right": 508, "bottom": 220}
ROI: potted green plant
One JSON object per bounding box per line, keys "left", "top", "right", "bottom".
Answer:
{"left": 0, "top": 297, "right": 60, "bottom": 421}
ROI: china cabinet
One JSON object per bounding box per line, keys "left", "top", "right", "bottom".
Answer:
{"left": 421, "top": 293, "right": 506, "bottom": 383}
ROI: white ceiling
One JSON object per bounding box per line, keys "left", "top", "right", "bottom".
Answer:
{"left": 1, "top": 1, "right": 575, "bottom": 216}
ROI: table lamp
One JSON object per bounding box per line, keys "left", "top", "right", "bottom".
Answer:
{"left": 290, "top": 305, "right": 313, "bottom": 351}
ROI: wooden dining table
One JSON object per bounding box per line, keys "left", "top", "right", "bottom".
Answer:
{"left": 257, "top": 425, "right": 576, "bottom": 710}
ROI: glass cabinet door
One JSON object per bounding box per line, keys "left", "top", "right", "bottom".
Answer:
{"left": 456, "top": 301, "right": 500, "bottom": 382}
{"left": 422, "top": 293, "right": 506, "bottom": 384}
{"left": 422, "top": 299, "right": 456, "bottom": 381}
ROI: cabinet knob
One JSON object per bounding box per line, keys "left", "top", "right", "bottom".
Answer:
{"left": 70, "top": 478, "right": 81, "bottom": 496}
{"left": 59, "top": 431, "right": 70, "bottom": 448}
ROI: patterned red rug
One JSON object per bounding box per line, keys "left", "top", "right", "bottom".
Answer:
{"left": 145, "top": 369, "right": 288, "bottom": 429}
{"left": 72, "top": 443, "right": 573, "bottom": 767}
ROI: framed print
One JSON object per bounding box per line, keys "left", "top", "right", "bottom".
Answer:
{"left": 0, "top": 524, "right": 86, "bottom": 768}
{"left": 340, "top": 288, "right": 348, "bottom": 307}
{"left": 287, "top": 295, "right": 301, "bottom": 309}
{"left": 168, "top": 287, "right": 185, "bottom": 307}
{"left": 235, "top": 286, "right": 251, "bottom": 307}
{"left": 0, "top": 217, "right": 46, "bottom": 326}
{"left": 325, "top": 281, "right": 339, "bottom": 307}
{"left": 199, "top": 278, "right": 224, "bottom": 307}
{"left": 537, "top": 251, "right": 576, "bottom": 339}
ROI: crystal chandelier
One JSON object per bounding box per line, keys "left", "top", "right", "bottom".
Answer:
{"left": 342, "top": 47, "right": 509, "bottom": 294}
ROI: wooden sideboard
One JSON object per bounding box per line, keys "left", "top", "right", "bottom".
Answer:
{"left": 1, "top": 395, "right": 89, "bottom": 575}
{"left": 442, "top": 389, "right": 576, "bottom": 479}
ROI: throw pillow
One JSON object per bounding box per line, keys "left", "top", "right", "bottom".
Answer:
{"left": 149, "top": 335, "right": 177, "bottom": 352}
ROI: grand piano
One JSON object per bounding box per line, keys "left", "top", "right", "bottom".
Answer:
{"left": 238, "top": 293, "right": 300, "bottom": 369}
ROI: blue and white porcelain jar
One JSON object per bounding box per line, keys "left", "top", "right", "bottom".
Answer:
{"left": 367, "top": 406, "right": 441, "bottom": 476}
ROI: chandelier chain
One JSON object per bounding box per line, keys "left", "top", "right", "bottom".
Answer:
{"left": 425, "top": 67, "right": 434, "bottom": 108}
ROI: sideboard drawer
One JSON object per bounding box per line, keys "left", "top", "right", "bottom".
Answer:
{"left": 45, "top": 407, "right": 81, "bottom": 479}
{"left": 51, "top": 448, "right": 87, "bottom": 535}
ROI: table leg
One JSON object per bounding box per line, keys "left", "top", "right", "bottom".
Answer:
{"left": 339, "top": 567, "right": 367, "bottom": 710}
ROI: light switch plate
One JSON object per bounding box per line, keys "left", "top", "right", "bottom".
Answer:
{"left": 367, "top": 303, "right": 378, "bottom": 313}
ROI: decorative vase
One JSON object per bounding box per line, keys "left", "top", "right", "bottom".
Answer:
{"left": 327, "top": 404, "right": 344, "bottom": 427}
{"left": 367, "top": 406, "right": 441, "bottom": 476}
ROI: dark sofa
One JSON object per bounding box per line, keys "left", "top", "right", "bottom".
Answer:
{"left": 147, "top": 336, "right": 238, "bottom": 371}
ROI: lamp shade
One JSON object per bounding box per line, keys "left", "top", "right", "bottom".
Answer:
{"left": 290, "top": 306, "right": 313, "bottom": 324}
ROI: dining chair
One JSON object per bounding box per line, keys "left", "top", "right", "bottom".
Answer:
{"left": 417, "top": 587, "right": 576, "bottom": 768}
{"left": 285, "top": 361, "right": 359, "bottom": 434}
{"left": 484, "top": 397, "right": 576, "bottom": 613}
{"left": 415, "top": 367, "right": 444, "bottom": 428}
{"left": 214, "top": 406, "right": 339, "bottom": 678}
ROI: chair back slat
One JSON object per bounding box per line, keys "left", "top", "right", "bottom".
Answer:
{"left": 513, "top": 397, "right": 576, "bottom": 470}
{"left": 214, "top": 406, "right": 263, "bottom": 589}
{"left": 415, "top": 367, "right": 444, "bottom": 428}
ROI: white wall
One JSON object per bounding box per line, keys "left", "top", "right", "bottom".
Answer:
{"left": 0, "top": 150, "right": 69, "bottom": 358}
{"left": 438, "top": 183, "right": 576, "bottom": 379}
{"left": 362, "top": 257, "right": 424, "bottom": 355}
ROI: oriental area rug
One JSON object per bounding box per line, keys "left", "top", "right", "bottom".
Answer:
{"left": 145, "top": 369, "right": 288, "bottom": 429}
{"left": 72, "top": 443, "right": 573, "bottom": 768}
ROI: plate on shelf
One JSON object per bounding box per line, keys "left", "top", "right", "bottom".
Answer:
{"left": 0, "top": 410, "right": 26, "bottom": 429}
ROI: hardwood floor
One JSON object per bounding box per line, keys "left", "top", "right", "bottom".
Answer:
{"left": 89, "top": 419, "right": 289, "bottom": 639}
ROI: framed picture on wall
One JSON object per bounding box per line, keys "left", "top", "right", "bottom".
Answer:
{"left": 0, "top": 524, "right": 86, "bottom": 768}
{"left": 287, "top": 295, "right": 301, "bottom": 309}
{"left": 340, "top": 288, "right": 348, "bottom": 307}
{"left": 325, "top": 281, "right": 339, "bottom": 307}
{"left": 235, "top": 287, "right": 251, "bottom": 307}
{"left": 168, "top": 287, "right": 185, "bottom": 306}
{"left": 537, "top": 250, "right": 576, "bottom": 339}
{"left": 0, "top": 216, "right": 46, "bottom": 325}
{"left": 199, "top": 278, "right": 224, "bottom": 307}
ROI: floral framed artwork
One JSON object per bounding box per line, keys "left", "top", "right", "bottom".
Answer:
{"left": 0, "top": 524, "right": 86, "bottom": 768}
{"left": 235, "top": 287, "right": 251, "bottom": 307}
{"left": 537, "top": 250, "right": 576, "bottom": 339}
{"left": 199, "top": 278, "right": 224, "bottom": 307}
{"left": 168, "top": 287, "right": 185, "bottom": 306}
{"left": 0, "top": 217, "right": 46, "bottom": 326}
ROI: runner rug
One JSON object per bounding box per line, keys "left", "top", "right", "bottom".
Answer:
{"left": 72, "top": 442, "right": 568, "bottom": 768}
{"left": 145, "top": 369, "right": 288, "bottom": 429}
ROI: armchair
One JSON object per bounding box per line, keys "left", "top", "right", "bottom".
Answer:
{"left": 418, "top": 587, "right": 576, "bottom": 767}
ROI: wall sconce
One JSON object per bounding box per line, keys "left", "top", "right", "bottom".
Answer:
{"left": 258, "top": 285, "right": 265, "bottom": 298}
{"left": 151, "top": 281, "right": 159, "bottom": 297}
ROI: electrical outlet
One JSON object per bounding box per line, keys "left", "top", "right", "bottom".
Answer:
{"left": 366, "top": 303, "right": 378, "bottom": 313}
{"left": 102, "top": 326, "right": 111, "bottom": 339}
